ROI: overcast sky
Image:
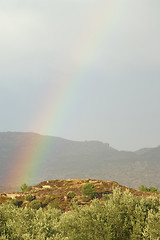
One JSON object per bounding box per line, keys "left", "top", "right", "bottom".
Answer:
{"left": 0, "top": 0, "right": 160, "bottom": 151}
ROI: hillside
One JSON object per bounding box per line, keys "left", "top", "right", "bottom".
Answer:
{"left": 1, "top": 179, "right": 160, "bottom": 239}
{"left": 0, "top": 179, "right": 157, "bottom": 211}
{"left": 0, "top": 132, "right": 160, "bottom": 192}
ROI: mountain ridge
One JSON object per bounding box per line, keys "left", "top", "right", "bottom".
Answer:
{"left": 0, "top": 132, "right": 160, "bottom": 192}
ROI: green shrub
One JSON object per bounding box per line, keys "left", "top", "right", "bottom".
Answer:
{"left": 82, "top": 196, "right": 90, "bottom": 202}
{"left": 10, "top": 199, "right": 23, "bottom": 207}
{"left": 25, "top": 194, "right": 36, "bottom": 202}
{"left": 82, "top": 183, "right": 96, "bottom": 199}
{"left": 20, "top": 183, "right": 28, "bottom": 192}
{"left": 67, "top": 191, "right": 76, "bottom": 199}
{"left": 70, "top": 196, "right": 78, "bottom": 205}
{"left": 44, "top": 196, "right": 53, "bottom": 204}
{"left": 25, "top": 186, "right": 32, "bottom": 191}
{"left": 2, "top": 187, "right": 160, "bottom": 239}
{"left": 42, "top": 196, "right": 54, "bottom": 207}
{"left": 50, "top": 199, "right": 58, "bottom": 209}
{"left": 139, "top": 184, "right": 147, "bottom": 192}
{"left": 102, "top": 193, "right": 109, "bottom": 201}
{"left": 139, "top": 185, "right": 160, "bottom": 194}
{"left": 29, "top": 200, "right": 42, "bottom": 210}
{"left": 10, "top": 199, "right": 19, "bottom": 206}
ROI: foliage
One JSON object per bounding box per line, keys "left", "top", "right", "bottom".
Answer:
{"left": 1, "top": 188, "right": 160, "bottom": 239}
{"left": 70, "top": 197, "right": 79, "bottom": 208}
{"left": 43, "top": 196, "right": 53, "bottom": 206}
{"left": 25, "top": 194, "right": 36, "bottom": 202}
{"left": 50, "top": 199, "right": 58, "bottom": 209}
{"left": 67, "top": 191, "right": 76, "bottom": 199}
{"left": 10, "top": 199, "right": 19, "bottom": 206}
{"left": 26, "top": 186, "right": 32, "bottom": 191}
{"left": 139, "top": 184, "right": 160, "bottom": 194}
{"left": 20, "top": 183, "right": 28, "bottom": 192}
{"left": 82, "top": 196, "right": 90, "bottom": 202}
{"left": 29, "top": 200, "right": 42, "bottom": 210}
{"left": 102, "top": 193, "right": 109, "bottom": 201}
{"left": 10, "top": 199, "right": 23, "bottom": 207}
{"left": 82, "top": 183, "right": 96, "bottom": 199}
{"left": 0, "top": 204, "right": 62, "bottom": 239}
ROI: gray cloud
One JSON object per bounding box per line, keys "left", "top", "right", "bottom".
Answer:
{"left": 0, "top": 0, "right": 160, "bottom": 150}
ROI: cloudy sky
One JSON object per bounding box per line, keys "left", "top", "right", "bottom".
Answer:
{"left": 0, "top": 0, "right": 160, "bottom": 150}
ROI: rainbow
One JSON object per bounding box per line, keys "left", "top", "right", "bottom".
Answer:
{"left": 6, "top": 1, "right": 121, "bottom": 189}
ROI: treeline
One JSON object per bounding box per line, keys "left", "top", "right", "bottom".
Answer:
{"left": 1, "top": 188, "right": 160, "bottom": 239}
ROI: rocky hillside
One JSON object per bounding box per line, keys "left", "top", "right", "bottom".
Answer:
{"left": 0, "top": 179, "right": 158, "bottom": 211}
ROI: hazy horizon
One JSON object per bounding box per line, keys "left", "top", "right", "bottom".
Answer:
{"left": 0, "top": 0, "right": 160, "bottom": 151}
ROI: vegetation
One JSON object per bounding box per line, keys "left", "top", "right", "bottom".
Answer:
{"left": 29, "top": 200, "right": 42, "bottom": 210}
{"left": 1, "top": 179, "right": 157, "bottom": 211}
{"left": 50, "top": 199, "right": 58, "bottom": 209}
{"left": 43, "top": 196, "right": 53, "bottom": 206}
{"left": 67, "top": 191, "right": 76, "bottom": 199}
{"left": 1, "top": 187, "right": 160, "bottom": 239}
{"left": 139, "top": 185, "right": 160, "bottom": 194}
{"left": 82, "top": 183, "right": 96, "bottom": 199}
{"left": 20, "top": 183, "right": 28, "bottom": 192}
{"left": 25, "top": 194, "right": 36, "bottom": 202}
{"left": 10, "top": 199, "right": 23, "bottom": 207}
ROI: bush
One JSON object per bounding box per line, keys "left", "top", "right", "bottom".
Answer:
{"left": 102, "top": 193, "right": 109, "bottom": 201}
{"left": 25, "top": 186, "right": 32, "bottom": 192}
{"left": 29, "top": 200, "right": 42, "bottom": 210}
{"left": 10, "top": 199, "right": 19, "bottom": 206}
{"left": 67, "top": 191, "right": 76, "bottom": 199}
{"left": 1, "top": 188, "right": 160, "bottom": 239}
{"left": 139, "top": 185, "right": 160, "bottom": 194}
{"left": 70, "top": 197, "right": 78, "bottom": 206}
{"left": 82, "top": 196, "right": 90, "bottom": 202}
{"left": 20, "top": 183, "right": 28, "bottom": 192}
{"left": 82, "top": 183, "right": 96, "bottom": 199}
{"left": 50, "top": 199, "right": 58, "bottom": 209}
{"left": 25, "top": 194, "right": 36, "bottom": 202}
{"left": 44, "top": 196, "right": 53, "bottom": 204}
{"left": 10, "top": 199, "right": 23, "bottom": 207}
{"left": 42, "top": 196, "right": 54, "bottom": 207}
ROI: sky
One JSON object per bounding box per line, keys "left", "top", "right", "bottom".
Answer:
{"left": 0, "top": 0, "right": 160, "bottom": 151}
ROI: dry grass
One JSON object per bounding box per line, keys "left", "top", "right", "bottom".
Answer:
{"left": 0, "top": 179, "right": 159, "bottom": 210}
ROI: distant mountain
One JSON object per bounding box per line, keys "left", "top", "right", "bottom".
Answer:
{"left": 0, "top": 132, "right": 160, "bottom": 192}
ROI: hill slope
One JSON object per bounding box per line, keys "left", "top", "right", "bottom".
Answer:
{"left": 0, "top": 132, "right": 160, "bottom": 192}
{"left": 0, "top": 179, "right": 157, "bottom": 211}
